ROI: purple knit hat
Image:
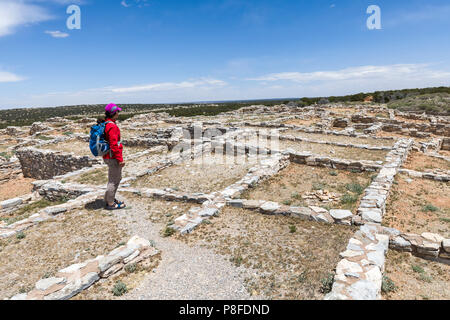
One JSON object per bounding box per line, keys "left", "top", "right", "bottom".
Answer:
{"left": 105, "top": 103, "right": 122, "bottom": 113}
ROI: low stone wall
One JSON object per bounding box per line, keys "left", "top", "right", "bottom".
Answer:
{"left": 324, "top": 224, "right": 390, "bottom": 300}
{"left": 16, "top": 147, "right": 101, "bottom": 180}
{"left": 9, "top": 236, "right": 159, "bottom": 300}
{"left": 442, "top": 138, "right": 450, "bottom": 151}
{"left": 357, "top": 139, "right": 413, "bottom": 224}
{"left": 227, "top": 199, "right": 354, "bottom": 226}
{"left": 387, "top": 229, "right": 449, "bottom": 262}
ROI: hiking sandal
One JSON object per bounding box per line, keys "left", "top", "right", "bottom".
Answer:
{"left": 114, "top": 199, "right": 127, "bottom": 208}
{"left": 105, "top": 202, "right": 126, "bottom": 210}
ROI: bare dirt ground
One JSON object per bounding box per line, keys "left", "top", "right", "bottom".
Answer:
{"left": 440, "top": 149, "right": 450, "bottom": 157}
{"left": 241, "top": 163, "right": 374, "bottom": 213}
{"left": 383, "top": 174, "right": 450, "bottom": 237}
{"left": 283, "top": 118, "right": 323, "bottom": 126}
{"left": 0, "top": 208, "right": 129, "bottom": 300}
{"left": 383, "top": 250, "right": 450, "bottom": 300}
{"left": 376, "top": 131, "right": 431, "bottom": 143}
{"left": 0, "top": 175, "right": 35, "bottom": 201}
{"left": 180, "top": 206, "right": 356, "bottom": 299}
{"left": 131, "top": 154, "right": 256, "bottom": 193}
{"left": 282, "top": 130, "right": 395, "bottom": 147}
{"left": 243, "top": 136, "right": 388, "bottom": 161}
{"left": 402, "top": 152, "right": 450, "bottom": 172}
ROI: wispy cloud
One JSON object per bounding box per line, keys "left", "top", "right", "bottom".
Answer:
{"left": 121, "top": 0, "right": 150, "bottom": 8}
{"left": 0, "top": 1, "right": 52, "bottom": 37}
{"left": 110, "top": 78, "right": 227, "bottom": 93}
{"left": 246, "top": 64, "right": 450, "bottom": 83}
{"left": 0, "top": 71, "right": 25, "bottom": 83}
{"left": 45, "top": 30, "right": 69, "bottom": 38}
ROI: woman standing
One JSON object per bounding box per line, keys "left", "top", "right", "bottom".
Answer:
{"left": 103, "top": 103, "right": 126, "bottom": 210}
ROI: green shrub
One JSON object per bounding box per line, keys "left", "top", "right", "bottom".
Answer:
{"left": 320, "top": 273, "right": 334, "bottom": 294}
{"left": 412, "top": 264, "right": 425, "bottom": 274}
{"left": 16, "top": 232, "right": 25, "bottom": 239}
{"left": 341, "top": 194, "right": 358, "bottom": 204}
{"left": 112, "top": 280, "right": 128, "bottom": 296}
{"left": 381, "top": 275, "right": 396, "bottom": 293}
{"left": 125, "top": 263, "right": 137, "bottom": 273}
{"left": 345, "top": 183, "right": 364, "bottom": 195}
{"left": 329, "top": 171, "right": 338, "bottom": 176}
{"left": 422, "top": 204, "right": 438, "bottom": 212}
{"left": 289, "top": 225, "right": 297, "bottom": 233}
{"left": 162, "top": 226, "right": 175, "bottom": 237}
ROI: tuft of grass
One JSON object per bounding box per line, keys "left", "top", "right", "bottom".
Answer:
{"left": 112, "top": 280, "right": 128, "bottom": 296}
{"left": 381, "top": 275, "right": 396, "bottom": 293}
{"left": 283, "top": 200, "right": 292, "bottom": 206}
{"left": 289, "top": 225, "right": 297, "bottom": 233}
{"left": 162, "top": 226, "right": 175, "bottom": 237}
{"left": 230, "top": 256, "right": 244, "bottom": 267}
{"left": 319, "top": 273, "right": 334, "bottom": 294}
{"left": 422, "top": 204, "right": 438, "bottom": 212}
{"left": 329, "top": 171, "right": 338, "bottom": 176}
{"left": 345, "top": 183, "right": 364, "bottom": 195}
{"left": 312, "top": 182, "right": 326, "bottom": 190}
{"left": 125, "top": 263, "right": 137, "bottom": 273}
{"left": 412, "top": 264, "right": 425, "bottom": 274}
{"left": 341, "top": 193, "right": 358, "bottom": 205}
{"left": 16, "top": 231, "right": 25, "bottom": 239}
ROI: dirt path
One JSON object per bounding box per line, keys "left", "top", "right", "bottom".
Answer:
{"left": 114, "top": 194, "right": 260, "bottom": 300}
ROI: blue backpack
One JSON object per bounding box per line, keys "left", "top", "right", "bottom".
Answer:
{"left": 89, "top": 121, "right": 112, "bottom": 157}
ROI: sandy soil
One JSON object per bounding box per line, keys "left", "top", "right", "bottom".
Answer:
{"left": 403, "top": 152, "right": 450, "bottom": 172}
{"left": 283, "top": 130, "right": 395, "bottom": 147}
{"left": 180, "top": 206, "right": 356, "bottom": 299}
{"left": 383, "top": 250, "right": 450, "bottom": 300}
{"left": 0, "top": 175, "right": 35, "bottom": 201}
{"left": 383, "top": 174, "right": 450, "bottom": 237}
{"left": 131, "top": 154, "right": 256, "bottom": 193}
{"left": 0, "top": 208, "right": 129, "bottom": 299}
{"left": 241, "top": 163, "right": 374, "bottom": 213}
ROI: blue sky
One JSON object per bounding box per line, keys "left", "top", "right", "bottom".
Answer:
{"left": 0, "top": 0, "right": 449, "bottom": 109}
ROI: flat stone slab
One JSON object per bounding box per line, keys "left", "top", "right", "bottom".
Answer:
{"left": 329, "top": 209, "right": 353, "bottom": 221}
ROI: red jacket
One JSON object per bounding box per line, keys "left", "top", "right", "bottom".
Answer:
{"left": 103, "top": 118, "right": 124, "bottom": 163}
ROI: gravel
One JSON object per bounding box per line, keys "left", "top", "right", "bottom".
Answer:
{"left": 113, "top": 195, "right": 262, "bottom": 300}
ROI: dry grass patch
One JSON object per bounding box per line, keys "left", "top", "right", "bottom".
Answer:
{"left": 383, "top": 174, "right": 450, "bottom": 237}
{"left": 403, "top": 152, "right": 450, "bottom": 172}
{"left": 0, "top": 209, "right": 129, "bottom": 299}
{"left": 179, "top": 207, "right": 356, "bottom": 299}
{"left": 241, "top": 163, "right": 374, "bottom": 213}
{"left": 382, "top": 250, "right": 450, "bottom": 300}
{"left": 243, "top": 136, "right": 388, "bottom": 161}
{"left": 0, "top": 198, "right": 66, "bottom": 225}
{"left": 131, "top": 154, "right": 257, "bottom": 194}
{"left": 282, "top": 130, "right": 395, "bottom": 147}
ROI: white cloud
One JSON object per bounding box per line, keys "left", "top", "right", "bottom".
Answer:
{"left": 0, "top": 1, "right": 52, "bottom": 37}
{"left": 45, "top": 30, "right": 69, "bottom": 38}
{"left": 121, "top": 0, "right": 150, "bottom": 8}
{"left": 246, "top": 64, "right": 450, "bottom": 83}
{"left": 110, "top": 79, "right": 227, "bottom": 93}
{"left": 0, "top": 71, "right": 25, "bottom": 83}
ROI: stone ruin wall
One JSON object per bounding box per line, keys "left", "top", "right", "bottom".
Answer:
{"left": 16, "top": 147, "right": 101, "bottom": 180}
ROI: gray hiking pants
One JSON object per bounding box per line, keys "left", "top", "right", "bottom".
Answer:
{"left": 104, "top": 158, "right": 122, "bottom": 205}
